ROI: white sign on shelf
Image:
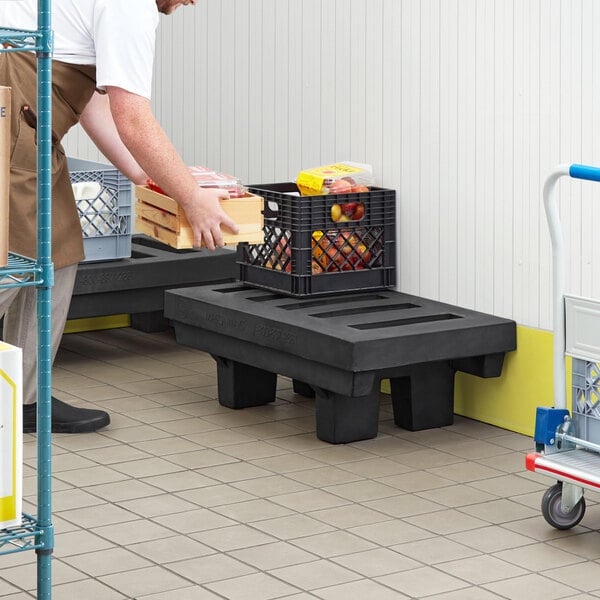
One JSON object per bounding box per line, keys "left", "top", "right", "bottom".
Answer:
{"left": 0, "top": 342, "right": 22, "bottom": 530}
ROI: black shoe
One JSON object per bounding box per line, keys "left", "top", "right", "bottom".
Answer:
{"left": 23, "top": 397, "right": 110, "bottom": 434}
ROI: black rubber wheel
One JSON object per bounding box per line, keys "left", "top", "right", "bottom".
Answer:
{"left": 541, "top": 482, "right": 586, "bottom": 530}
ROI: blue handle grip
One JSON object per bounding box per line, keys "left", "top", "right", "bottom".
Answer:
{"left": 569, "top": 164, "right": 600, "bottom": 182}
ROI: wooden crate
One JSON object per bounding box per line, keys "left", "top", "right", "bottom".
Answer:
{"left": 135, "top": 185, "right": 264, "bottom": 249}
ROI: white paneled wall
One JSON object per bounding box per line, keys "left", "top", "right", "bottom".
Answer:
{"left": 63, "top": 0, "right": 600, "bottom": 330}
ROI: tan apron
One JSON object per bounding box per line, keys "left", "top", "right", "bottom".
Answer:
{"left": 0, "top": 52, "right": 97, "bottom": 268}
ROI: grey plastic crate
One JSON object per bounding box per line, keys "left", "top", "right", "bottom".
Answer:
{"left": 572, "top": 358, "right": 600, "bottom": 442}
{"left": 68, "top": 157, "right": 132, "bottom": 263}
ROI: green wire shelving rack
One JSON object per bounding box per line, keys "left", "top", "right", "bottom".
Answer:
{"left": 0, "top": 2, "right": 55, "bottom": 598}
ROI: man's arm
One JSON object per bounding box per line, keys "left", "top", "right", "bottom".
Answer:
{"left": 80, "top": 87, "right": 239, "bottom": 250}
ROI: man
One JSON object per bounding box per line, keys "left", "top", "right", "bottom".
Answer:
{"left": 0, "top": 0, "right": 239, "bottom": 433}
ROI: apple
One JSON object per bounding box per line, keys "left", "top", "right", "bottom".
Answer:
{"left": 351, "top": 185, "right": 369, "bottom": 193}
{"left": 353, "top": 203, "right": 365, "bottom": 220}
{"left": 341, "top": 202, "right": 358, "bottom": 217}
{"left": 331, "top": 203, "right": 342, "bottom": 222}
{"left": 327, "top": 178, "right": 353, "bottom": 194}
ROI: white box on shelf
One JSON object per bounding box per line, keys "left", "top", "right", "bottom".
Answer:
{"left": 0, "top": 342, "right": 22, "bottom": 529}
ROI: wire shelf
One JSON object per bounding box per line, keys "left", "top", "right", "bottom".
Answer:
{"left": 0, "top": 28, "right": 41, "bottom": 52}
{"left": 0, "top": 253, "right": 43, "bottom": 289}
{"left": 0, "top": 514, "right": 42, "bottom": 556}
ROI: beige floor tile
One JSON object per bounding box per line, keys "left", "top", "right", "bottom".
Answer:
{"left": 128, "top": 535, "right": 214, "bottom": 564}
{"left": 426, "top": 588, "right": 506, "bottom": 599}
{"left": 126, "top": 407, "right": 198, "bottom": 426}
{"left": 58, "top": 503, "right": 140, "bottom": 529}
{"left": 78, "top": 444, "right": 153, "bottom": 465}
{"left": 363, "top": 494, "right": 446, "bottom": 518}
{"left": 301, "top": 446, "right": 377, "bottom": 465}
{"left": 313, "top": 578, "right": 411, "bottom": 599}
{"left": 165, "top": 448, "right": 240, "bottom": 470}
{"left": 197, "top": 461, "right": 275, "bottom": 482}
{"left": 93, "top": 519, "right": 175, "bottom": 546}
{"left": 231, "top": 475, "right": 311, "bottom": 497}
{"left": 54, "top": 529, "right": 115, "bottom": 557}
{"left": 331, "top": 547, "right": 421, "bottom": 577}
{"left": 543, "top": 561, "right": 600, "bottom": 592}
{"left": 284, "top": 466, "right": 363, "bottom": 488}
{"left": 547, "top": 531, "right": 600, "bottom": 559}
{"left": 375, "top": 565, "right": 470, "bottom": 597}
{"left": 229, "top": 541, "right": 317, "bottom": 570}
{"left": 268, "top": 559, "right": 361, "bottom": 591}
{"left": 54, "top": 465, "right": 129, "bottom": 488}
{"left": 390, "top": 448, "right": 466, "bottom": 469}
{"left": 110, "top": 457, "right": 186, "bottom": 478}
{"left": 252, "top": 514, "right": 335, "bottom": 540}
{"left": 137, "top": 587, "right": 223, "bottom": 600}
{"left": 483, "top": 572, "right": 578, "bottom": 599}
{"left": 153, "top": 418, "right": 223, "bottom": 437}
{"left": 40, "top": 452, "right": 97, "bottom": 472}
{"left": 51, "top": 488, "right": 106, "bottom": 512}
{"left": 308, "top": 504, "right": 392, "bottom": 529}
{"left": 460, "top": 497, "right": 543, "bottom": 524}
{"left": 101, "top": 424, "right": 174, "bottom": 444}
{"left": 83, "top": 478, "right": 163, "bottom": 502}
{"left": 436, "top": 553, "right": 528, "bottom": 584}
{"left": 323, "top": 479, "right": 403, "bottom": 502}
{"left": 217, "top": 440, "right": 292, "bottom": 460}
{"left": 391, "top": 535, "right": 481, "bottom": 564}
{"left": 210, "top": 498, "right": 295, "bottom": 522}
{"left": 167, "top": 554, "right": 256, "bottom": 584}
{"left": 348, "top": 518, "right": 435, "bottom": 546}
{"left": 115, "top": 379, "right": 180, "bottom": 395}
{"left": 2, "top": 560, "right": 86, "bottom": 592}
{"left": 51, "top": 578, "right": 128, "bottom": 600}
{"left": 349, "top": 435, "right": 423, "bottom": 456}
{"left": 184, "top": 429, "right": 257, "bottom": 447}
{"left": 416, "top": 482, "right": 499, "bottom": 507}
{"left": 176, "top": 483, "right": 257, "bottom": 507}
{"left": 205, "top": 572, "right": 300, "bottom": 600}
{"left": 250, "top": 453, "right": 327, "bottom": 473}
{"left": 468, "top": 473, "right": 548, "bottom": 497}
{"left": 494, "top": 542, "right": 585, "bottom": 571}
{"left": 270, "top": 489, "right": 351, "bottom": 512}
{"left": 191, "top": 523, "right": 278, "bottom": 551}
{"left": 376, "top": 470, "right": 456, "bottom": 492}
{"left": 427, "top": 459, "right": 505, "bottom": 482}
{"left": 117, "top": 493, "right": 200, "bottom": 518}
{"left": 99, "top": 565, "right": 192, "bottom": 598}
{"left": 62, "top": 546, "right": 153, "bottom": 576}
{"left": 405, "top": 507, "right": 491, "bottom": 534}
{"left": 448, "top": 524, "right": 540, "bottom": 553}
{"left": 232, "top": 421, "right": 308, "bottom": 440}
{"left": 153, "top": 507, "right": 237, "bottom": 534}
{"left": 141, "top": 470, "right": 219, "bottom": 493}
{"left": 291, "top": 530, "right": 378, "bottom": 558}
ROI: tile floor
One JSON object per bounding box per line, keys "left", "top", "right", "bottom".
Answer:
{"left": 2, "top": 326, "right": 600, "bottom": 599}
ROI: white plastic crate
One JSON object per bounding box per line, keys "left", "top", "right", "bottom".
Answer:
{"left": 68, "top": 157, "right": 132, "bottom": 262}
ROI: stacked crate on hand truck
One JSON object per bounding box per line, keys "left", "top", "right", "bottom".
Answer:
{"left": 527, "top": 164, "right": 600, "bottom": 530}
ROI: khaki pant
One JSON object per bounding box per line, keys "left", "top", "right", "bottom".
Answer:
{"left": 0, "top": 264, "right": 77, "bottom": 405}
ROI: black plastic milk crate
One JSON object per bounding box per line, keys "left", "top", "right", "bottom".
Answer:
{"left": 237, "top": 182, "right": 396, "bottom": 296}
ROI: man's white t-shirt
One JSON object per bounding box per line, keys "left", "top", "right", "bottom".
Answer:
{"left": 0, "top": 0, "right": 159, "bottom": 99}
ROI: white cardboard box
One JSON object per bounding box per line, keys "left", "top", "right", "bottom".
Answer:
{"left": 0, "top": 341, "right": 22, "bottom": 529}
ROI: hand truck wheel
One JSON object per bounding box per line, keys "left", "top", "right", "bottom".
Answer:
{"left": 541, "top": 482, "right": 586, "bottom": 530}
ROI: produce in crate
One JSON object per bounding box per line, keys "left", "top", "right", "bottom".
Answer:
{"left": 311, "top": 230, "right": 373, "bottom": 272}
{"left": 331, "top": 201, "right": 365, "bottom": 222}
{"left": 296, "top": 161, "right": 373, "bottom": 196}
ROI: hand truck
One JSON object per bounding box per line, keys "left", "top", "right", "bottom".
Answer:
{"left": 526, "top": 164, "right": 600, "bottom": 529}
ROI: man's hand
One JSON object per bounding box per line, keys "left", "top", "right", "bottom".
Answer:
{"left": 182, "top": 186, "right": 239, "bottom": 250}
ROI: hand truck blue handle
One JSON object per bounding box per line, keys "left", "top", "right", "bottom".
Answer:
{"left": 569, "top": 164, "right": 600, "bottom": 182}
